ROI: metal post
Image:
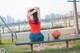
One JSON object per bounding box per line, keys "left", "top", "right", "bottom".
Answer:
{"left": 48, "top": 33, "right": 49, "bottom": 41}
{"left": 67, "top": 0, "right": 79, "bottom": 34}
{"left": 0, "top": 27, "right": 1, "bottom": 44}
{"left": 52, "top": 21, "right": 53, "bottom": 27}
{"left": 47, "top": 27, "right": 50, "bottom": 41}
{"left": 73, "top": 0, "right": 79, "bottom": 34}
{"left": 30, "top": 44, "right": 33, "bottom": 51}
{"left": 18, "top": 24, "right": 20, "bottom": 32}
{"left": 2, "top": 27, "right": 4, "bottom": 34}
{"left": 68, "top": 13, "right": 70, "bottom": 27}
{"left": 15, "top": 32, "right": 17, "bottom": 39}
{"left": 11, "top": 33, "right": 14, "bottom": 42}
{"left": 66, "top": 41, "right": 69, "bottom": 48}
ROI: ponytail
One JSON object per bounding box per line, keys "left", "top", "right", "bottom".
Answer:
{"left": 30, "top": 9, "right": 38, "bottom": 24}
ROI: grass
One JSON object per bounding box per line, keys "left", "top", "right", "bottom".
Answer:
{"left": 0, "top": 34, "right": 80, "bottom": 53}
{"left": 0, "top": 40, "right": 80, "bottom": 53}
{"left": 0, "top": 43, "right": 80, "bottom": 53}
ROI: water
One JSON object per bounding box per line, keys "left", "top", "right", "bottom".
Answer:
{"left": 1, "top": 18, "right": 80, "bottom": 34}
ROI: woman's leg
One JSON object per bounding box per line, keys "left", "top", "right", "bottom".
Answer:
{"left": 38, "top": 43, "right": 41, "bottom": 51}
{"left": 29, "top": 33, "right": 37, "bottom": 42}
{"left": 38, "top": 43, "right": 45, "bottom": 50}
{"left": 38, "top": 33, "right": 45, "bottom": 50}
{"left": 40, "top": 43, "right": 45, "bottom": 50}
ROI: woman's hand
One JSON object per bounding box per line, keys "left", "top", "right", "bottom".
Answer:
{"left": 27, "top": 10, "right": 31, "bottom": 20}
{"left": 27, "top": 13, "right": 32, "bottom": 18}
{"left": 33, "top": 7, "right": 39, "bottom": 10}
{"left": 27, "top": 7, "right": 40, "bottom": 20}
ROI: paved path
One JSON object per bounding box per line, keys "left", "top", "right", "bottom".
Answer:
{"left": 2, "top": 27, "right": 75, "bottom": 40}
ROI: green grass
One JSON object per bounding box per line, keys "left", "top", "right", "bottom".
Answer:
{"left": 0, "top": 40, "right": 80, "bottom": 53}
{"left": 0, "top": 44, "right": 80, "bottom": 53}
{"left": 0, "top": 37, "right": 29, "bottom": 45}
{"left": 0, "top": 34, "right": 80, "bottom": 53}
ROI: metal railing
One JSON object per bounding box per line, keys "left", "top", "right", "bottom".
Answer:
{"left": 0, "top": 16, "right": 17, "bottom": 42}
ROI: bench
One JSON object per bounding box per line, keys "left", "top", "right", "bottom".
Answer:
{"left": 15, "top": 34, "right": 80, "bottom": 51}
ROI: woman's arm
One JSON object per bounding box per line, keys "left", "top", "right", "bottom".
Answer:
{"left": 27, "top": 10, "right": 30, "bottom": 20}
{"left": 29, "top": 7, "right": 39, "bottom": 16}
{"left": 27, "top": 7, "right": 39, "bottom": 20}
{"left": 33, "top": 7, "right": 40, "bottom": 20}
{"left": 37, "top": 8, "right": 40, "bottom": 20}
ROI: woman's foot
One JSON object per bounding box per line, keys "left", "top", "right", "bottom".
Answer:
{"left": 38, "top": 43, "right": 45, "bottom": 51}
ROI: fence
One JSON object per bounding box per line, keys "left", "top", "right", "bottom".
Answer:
{"left": 1, "top": 20, "right": 80, "bottom": 34}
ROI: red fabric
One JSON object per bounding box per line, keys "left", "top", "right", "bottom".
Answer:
{"left": 28, "top": 19, "right": 41, "bottom": 34}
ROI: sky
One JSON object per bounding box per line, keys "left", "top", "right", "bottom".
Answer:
{"left": 0, "top": 0, "right": 80, "bottom": 20}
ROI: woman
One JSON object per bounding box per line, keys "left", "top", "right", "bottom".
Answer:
{"left": 27, "top": 7, "right": 44, "bottom": 50}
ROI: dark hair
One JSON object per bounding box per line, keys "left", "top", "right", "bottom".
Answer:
{"left": 30, "top": 9, "right": 38, "bottom": 24}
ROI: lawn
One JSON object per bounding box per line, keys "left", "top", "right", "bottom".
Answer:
{"left": 0, "top": 44, "right": 80, "bottom": 53}
{"left": 0, "top": 34, "right": 80, "bottom": 53}
{"left": 0, "top": 40, "right": 80, "bottom": 53}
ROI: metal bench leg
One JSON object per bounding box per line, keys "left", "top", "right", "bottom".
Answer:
{"left": 30, "top": 44, "right": 33, "bottom": 51}
{"left": 66, "top": 41, "right": 69, "bottom": 48}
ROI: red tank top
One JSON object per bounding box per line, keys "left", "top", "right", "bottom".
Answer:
{"left": 28, "top": 19, "right": 41, "bottom": 34}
